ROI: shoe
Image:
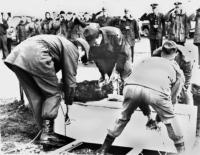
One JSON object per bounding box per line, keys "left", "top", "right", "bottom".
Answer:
{"left": 146, "top": 119, "right": 158, "bottom": 130}
{"left": 95, "top": 134, "right": 115, "bottom": 154}
{"left": 99, "top": 76, "right": 105, "bottom": 83}
{"left": 40, "top": 119, "right": 68, "bottom": 148}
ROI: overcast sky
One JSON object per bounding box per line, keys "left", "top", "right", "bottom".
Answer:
{"left": 0, "top": 0, "right": 199, "bottom": 18}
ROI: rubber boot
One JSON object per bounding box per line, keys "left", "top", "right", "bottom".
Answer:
{"left": 95, "top": 134, "right": 115, "bottom": 154}
{"left": 175, "top": 142, "right": 185, "bottom": 154}
{"left": 40, "top": 119, "right": 67, "bottom": 148}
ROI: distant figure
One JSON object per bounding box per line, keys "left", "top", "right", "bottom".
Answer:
{"left": 120, "top": 9, "right": 140, "bottom": 62}
{"left": 140, "top": 3, "right": 165, "bottom": 55}
{"left": 0, "top": 12, "right": 9, "bottom": 59}
{"left": 194, "top": 8, "right": 200, "bottom": 68}
{"left": 165, "top": 1, "right": 190, "bottom": 45}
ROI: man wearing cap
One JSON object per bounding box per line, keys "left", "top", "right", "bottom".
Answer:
{"left": 153, "top": 41, "right": 194, "bottom": 105}
{"left": 120, "top": 9, "right": 140, "bottom": 62}
{"left": 165, "top": 1, "right": 190, "bottom": 45}
{"left": 96, "top": 40, "right": 186, "bottom": 155}
{"left": 140, "top": 3, "right": 166, "bottom": 55}
{"left": 4, "top": 35, "right": 90, "bottom": 147}
{"left": 194, "top": 8, "right": 200, "bottom": 68}
{"left": 96, "top": 7, "right": 112, "bottom": 27}
{"left": 83, "top": 25, "right": 132, "bottom": 86}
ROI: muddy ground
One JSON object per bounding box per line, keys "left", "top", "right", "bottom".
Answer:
{"left": 0, "top": 99, "right": 45, "bottom": 154}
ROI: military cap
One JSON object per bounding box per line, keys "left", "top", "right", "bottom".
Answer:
{"left": 150, "top": 3, "right": 158, "bottom": 8}
{"left": 174, "top": 1, "right": 182, "bottom": 5}
{"left": 75, "top": 38, "right": 90, "bottom": 56}
{"left": 196, "top": 8, "right": 200, "bottom": 12}
{"left": 83, "top": 26, "right": 100, "bottom": 44}
{"left": 60, "top": 11, "right": 65, "bottom": 15}
{"left": 67, "top": 11, "right": 73, "bottom": 15}
{"left": 102, "top": 7, "right": 106, "bottom": 12}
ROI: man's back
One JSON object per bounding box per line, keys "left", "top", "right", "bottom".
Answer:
{"left": 125, "top": 57, "right": 184, "bottom": 96}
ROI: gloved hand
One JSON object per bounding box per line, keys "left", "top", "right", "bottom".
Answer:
{"left": 64, "top": 87, "right": 75, "bottom": 105}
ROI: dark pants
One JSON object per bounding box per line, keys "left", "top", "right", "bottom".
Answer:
{"left": 7, "top": 38, "right": 12, "bottom": 53}
{"left": 5, "top": 63, "right": 62, "bottom": 128}
{"left": 149, "top": 38, "right": 162, "bottom": 56}
{"left": 198, "top": 46, "right": 200, "bottom": 66}
{"left": 0, "top": 35, "right": 9, "bottom": 59}
{"left": 130, "top": 46, "right": 134, "bottom": 63}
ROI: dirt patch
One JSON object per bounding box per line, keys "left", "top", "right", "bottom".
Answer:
{"left": 0, "top": 99, "right": 44, "bottom": 154}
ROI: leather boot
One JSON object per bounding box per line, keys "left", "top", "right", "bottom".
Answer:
{"left": 95, "top": 134, "right": 115, "bottom": 154}
{"left": 40, "top": 119, "right": 67, "bottom": 147}
{"left": 175, "top": 142, "right": 185, "bottom": 154}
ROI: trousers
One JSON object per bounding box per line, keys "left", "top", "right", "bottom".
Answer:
{"left": 5, "top": 64, "right": 62, "bottom": 128}
{"left": 108, "top": 85, "right": 184, "bottom": 145}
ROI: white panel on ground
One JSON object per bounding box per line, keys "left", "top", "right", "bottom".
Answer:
{"left": 55, "top": 100, "right": 197, "bottom": 153}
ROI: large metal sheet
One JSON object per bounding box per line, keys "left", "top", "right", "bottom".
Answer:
{"left": 55, "top": 100, "right": 197, "bottom": 153}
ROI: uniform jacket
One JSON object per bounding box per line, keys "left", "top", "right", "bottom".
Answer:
{"left": 194, "top": 12, "right": 200, "bottom": 46}
{"left": 165, "top": 9, "right": 190, "bottom": 43}
{"left": 153, "top": 45, "right": 194, "bottom": 89}
{"left": 140, "top": 12, "right": 166, "bottom": 39}
{"left": 125, "top": 57, "right": 185, "bottom": 103}
{"left": 120, "top": 17, "right": 140, "bottom": 46}
{"left": 69, "top": 18, "right": 88, "bottom": 41}
{"left": 41, "top": 18, "right": 53, "bottom": 34}
{"left": 16, "top": 21, "right": 28, "bottom": 42}
{"left": 0, "top": 19, "right": 8, "bottom": 35}
{"left": 5, "top": 35, "right": 79, "bottom": 97}
{"left": 89, "top": 26, "right": 132, "bottom": 79}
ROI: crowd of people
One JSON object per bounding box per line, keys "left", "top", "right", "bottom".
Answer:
{"left": 1, "top": 1, "right": 200, "bottom": 154}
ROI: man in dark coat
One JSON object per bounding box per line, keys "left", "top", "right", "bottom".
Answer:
{"left": 165, "top": 1, "right": 190, "bottom": 45}
{"left": 4, "top": 35, "right": 90, "bottom": 147}
{"left": 96, "top": 41, "right": 186, "bottom": 155}
{"left": 194, "top": 8, "right": 200, "bottom": 68}
{"left": 0, "top": 13, "right": 9, "bottom": 59}
{"left": 41, "top": 12, "right": 53, "bottom": 34}
{"left": 140, "top": 3, "right": 166, "bottom": 55}
{"left": 120, "top": 9, "right": 140, "bottom": 62}
{"left": 83, "top": 25, "right": 132, "bottom": 84}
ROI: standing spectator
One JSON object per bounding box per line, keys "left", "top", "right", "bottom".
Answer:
{"left": 6, "top": 12, "right": 12, "bottom": 53}
{"left": 16, "top": 16, "right": 28, "bottom": 43}
{"left": 96, "top": 7, "right": 112, "bottom": 27}
{"left": 194, "top": 8, "right": 200, "bottom": 68}
{"left": 193, "top": 7, "right": 200, "bottom": 150}
{"left": 59, "top": 11, "right": 68, "bottom": 38}
{"left": 41, "top": 12, "right": 52, "bottom": 34}
{"left": 165, "top": 1, "right": 190, "bottom": 45}
{"left": 26, "top": 17, "right": 40, "bottom": 37}
{"left": 50, "top": 12, "right": 61, "bottom": 35}
{"left": 120, "top": 9, "right": 140, "bottom": 62}
{"left": 69, "top": 15, "right": 88, "bottom": 41}
{"left": 0, "top": 12, "right": 9, "bottom": 59}
{"left": 140, "top": 3, "right": 166, "bottom": 55}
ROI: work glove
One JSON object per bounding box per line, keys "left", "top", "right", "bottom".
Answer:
{"left": 64, "top": 87, "right": 75, "bottom": 105}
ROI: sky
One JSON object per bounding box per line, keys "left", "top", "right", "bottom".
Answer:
{"left": 0, "top": 0, "right": 200, "bottom": 18}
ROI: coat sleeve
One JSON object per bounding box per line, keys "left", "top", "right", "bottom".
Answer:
{"left": 171, "top": 61, "right": 185, "bottom": 104}
{"left": 113, "top": 30, "right": 129, "bottom": 74}
{"left": 62, "top": 45, "right": 78, "bottom": 105}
